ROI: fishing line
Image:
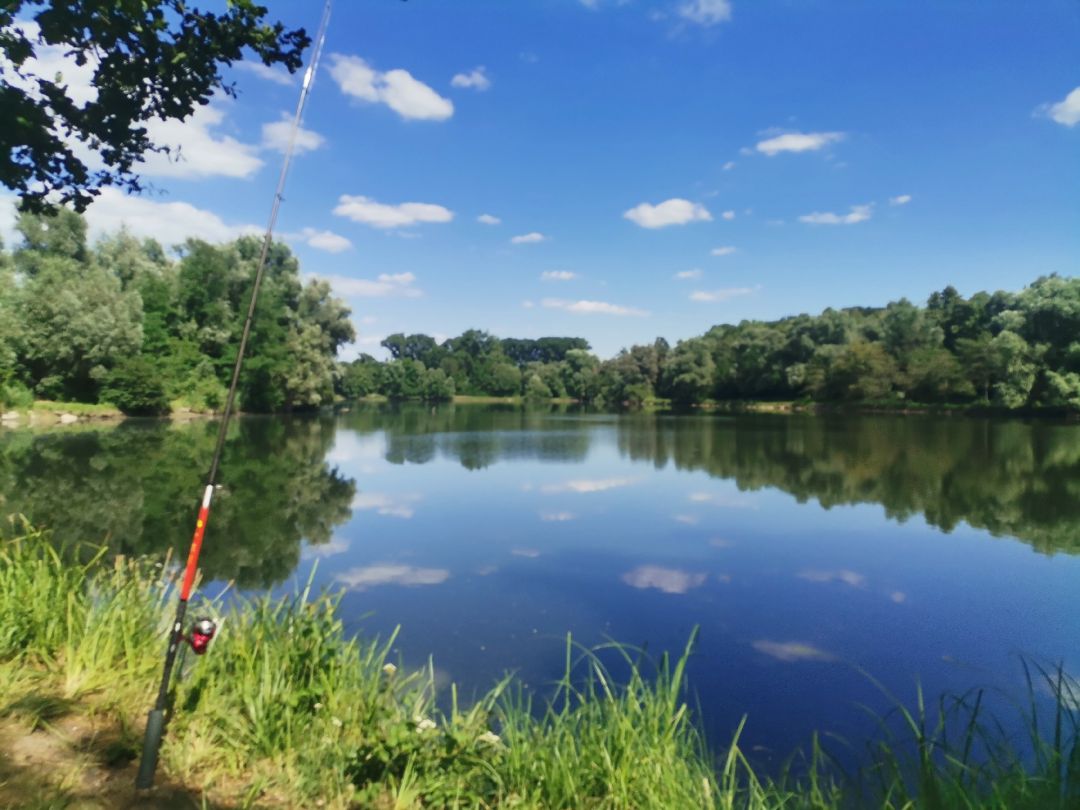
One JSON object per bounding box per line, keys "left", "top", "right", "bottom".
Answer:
{"left": 136, "top": 0, "right": 334, "bottom": 789}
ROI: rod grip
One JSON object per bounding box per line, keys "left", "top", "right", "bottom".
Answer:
{"left": 135, "top": 708, "right": 166, "bottom": 789}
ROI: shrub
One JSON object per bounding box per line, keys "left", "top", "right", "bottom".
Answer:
{"left": 101, "top": 357, "right": 170, "bottom": 416}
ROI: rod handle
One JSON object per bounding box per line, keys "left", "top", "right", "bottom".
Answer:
{"left": 135, "top": 708, "right": 166, "bottom": 789}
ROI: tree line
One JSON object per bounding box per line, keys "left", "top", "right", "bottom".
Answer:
{"left": 2, "top": 204, "right": 1076, "bottom": 415}
{"left": 0, "top": 206, "right": 354, "bottom": 414}
{"left": 340, "top": 274, "right": 1080, "bottom": 411}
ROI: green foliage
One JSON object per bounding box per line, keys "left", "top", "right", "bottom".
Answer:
{"left": 100, "top": 357, "right": 170, "bottom": 415}
{"left": 524, "top": 373, "right": 554, "bottom": 400}
{"left": 0, "top": 380, "right": 33, "bottom": 410}
{"left": 1, "top": 1, "right": 309, "bottom": 211}
{"left": 0, "top": 210, "right": 352, "bottom": 414}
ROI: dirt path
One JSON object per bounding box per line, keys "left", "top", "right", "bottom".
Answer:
{"left": 0, "top": 715, "right": 231, "bottom": 809}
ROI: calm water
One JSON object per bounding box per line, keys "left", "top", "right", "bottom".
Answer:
{"left": 3, "top": 405, "right": 1079, "bottom": 763}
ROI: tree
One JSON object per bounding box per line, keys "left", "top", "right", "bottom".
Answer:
{"left": 101, "top": 356, "right": 170, "bottom": 415}
{"left": 826, "top": 341, "right": 898, "bottom": 401}
{"left": 662, "top": 339, "right": 715, "bottom": 408}
{"left": 1, "top": 1, "right": 309, "bottom": 211}
{"left": 903, "top": 347, "right": 974, "bottom": 403}
{"left": 13, "top": 214, "right": 143, "bottom": 400}
{"left": 989, "top": 331, "right": 1037, "bottom": 409}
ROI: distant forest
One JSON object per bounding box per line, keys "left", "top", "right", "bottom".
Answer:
{"left": 1, "top": 206, "right": 1078, "bottom": 414}
{"left": 344, "top": 274, "right": 1080, "bottom": 411}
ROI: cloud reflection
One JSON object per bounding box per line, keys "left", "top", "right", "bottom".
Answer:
{"left": 335, "top": 563, "right": 450, "bottom": 591}
{"left": 798, "top": 569, "right": 866, "bottom": 588}
{"left": 622, "top": 565, "right": 707, "bottom": 594}
{"left": 352, "top": 492, "right": 421, "bottom": 519}
{"left": 688, "top": 491, "right": 757, "bottom": 508}
{"left": 512, "top": 548, "right": 541, "bottom": 558}
{"left": 540, "top": 511, "right": 576, "bottom": 522}
{"left": 752, "top": 640, "right": 835, "bottom": 662}
{"left": 541, "top": 478, "right": 638, "bottom": 494}
{"left": 301, "top": 536, "right": 350, "bottom": 559}
{"left": 673, "top": 514, "right": 700, "bottom": 525}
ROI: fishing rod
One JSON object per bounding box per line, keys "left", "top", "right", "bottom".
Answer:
{"left": 135, "top": 0, "right": 334, "bottom": 789}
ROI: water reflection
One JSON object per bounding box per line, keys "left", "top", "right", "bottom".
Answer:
{"left": 615, "top": 413, "right": 1080, "bottom": 556}
{"left": 622, "top": 565, "right": 707, "bottom": 594}
{"left": 0, "top": 417, "right": 355, "bottom": 587}
{"left": 335, "top": 563, "right": 450, "bottom": 590}
{"left": 752, "top": 640, "right": 836, "bottom": 663}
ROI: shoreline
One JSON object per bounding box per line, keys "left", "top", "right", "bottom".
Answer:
{"left": 3, "top": 397, "right": 1077, "bottom": 430}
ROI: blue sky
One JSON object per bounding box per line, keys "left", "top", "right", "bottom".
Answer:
{"left": 5, "top": 0, "right": 1079, "bottom": 358}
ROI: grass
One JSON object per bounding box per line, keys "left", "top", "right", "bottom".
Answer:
{"left": 1, "top": 519, "right": 1078, "bottom": 808}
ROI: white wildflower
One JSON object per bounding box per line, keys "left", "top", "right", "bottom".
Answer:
{"left": 382, "top": 663, "right": 397, "bottom": 677}
{"left": 313, "top": 702, "right": 323, "bottom": 711}
{"left": 416, "top": 717, "right": 437, "bottom": 733}
{"left": 477, "top": 731, "right": 502, "bottom": 746}
{"left": 331, "top": 716, "right": 343, "bottom": 728}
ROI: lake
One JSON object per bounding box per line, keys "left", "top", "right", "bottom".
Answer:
{"left": 2, "top": 405, "right": 1079, "bottom": 766}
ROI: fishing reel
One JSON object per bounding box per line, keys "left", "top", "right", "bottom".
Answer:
{"left": 186, "top": 617, "right": 217, "bottom": 655}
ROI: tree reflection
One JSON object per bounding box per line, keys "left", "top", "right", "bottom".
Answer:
{"left": 617, "top": 414, "right": 1080, "bottom": 555}
{"left": 341, "top": 403, "right": 592, "bottom": 470}
{"left": 0, "top": 417, "right": 355, "bottom": 587}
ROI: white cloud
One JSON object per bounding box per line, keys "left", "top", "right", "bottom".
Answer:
{"left": 511, "top": 231, "right": 546, "bottom": 244}
{"left": 722, "top": 161, "right": 736, "bottom": 171}
{"left": 711, "top": 246, "right": 736, "bottom": 256}
{"left": 673, "top": 514, "right": 700, "bottom": 525}
{"left": 675, "top": 268, "right": 703, "bottom": 280}
{"left": 335, "top": 563, "right": 449, "bottom": 590}
{"left": 541, "top": 478, "right": 637, "bottom": 493}
{"left": 315, "top": 272, "right": 422, "bottom": 299}
{"left": 522, "top": 300, "right": 535, "bottom": 309}
{"left": 721, "top": 210, "right": 735, "bottom": 220}
{"left": 542, "top": 298, "right": 649, "bottom": 317}
{"left": 333, "top": 194, "right": 453, "bottom": 229}
{"left": 623, "top": 198, "right": 712, "bottom": 229}
{"left": 329, "top": 54, "right": 453, "bottom": 121}
{"left": 235, "top": 61, "right": 295, "bottom": 87}
{"left": 1043, "top": 86, "right": 1080, "bottom": 127}
{"left": 677, "top": 0, "right": 733, "bottom": 27}
{"left": 298, "top": 228, "right": 352, "bottom": 253}
{"left": 512, "top": 548, "right": 541, "bottom": 558}
{"left": 752, "top": 640, "right": 835, "bottom": 662}
{"left": 690, "top": 286, "right": 755, "bottom": 303}
{"left": 889, "top": 194, "right": 912, "bottom": 206}
{"left": 80, "top": 187, "right": 261, "bottom": 246}
{"left": 261, "top": 113, "right": 325, "bottom": 154}
{"left": 139, "top": 103, "right": 264, "bottom": 179}
{"left": 622, "top": 565, "right": 707, "bottom": 594}
{"left": 451, "top": 67, "right": 491, "bottom": 91}
{"left": 477, "top": 213, "right": 501, "bottom": 225}
{"left": 798, "top": 204, "right": 873, "bottom": 225}
{"left": 541, "top": 270, "right": 577, "bottom": 281}
{"left": 755, "top": 131, "right": 844, "bottom": 156}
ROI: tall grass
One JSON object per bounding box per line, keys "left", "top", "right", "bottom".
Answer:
{"left": 1, "top": 520, "right": 1077, "bottom": 808}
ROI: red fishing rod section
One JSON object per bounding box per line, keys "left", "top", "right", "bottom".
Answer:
{"left": 135, "top": 0, "right": 334, "bottom": 790}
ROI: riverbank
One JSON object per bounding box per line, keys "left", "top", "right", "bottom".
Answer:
{"left": 1, "top": 524, "right": 1077, "bottom": 808}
